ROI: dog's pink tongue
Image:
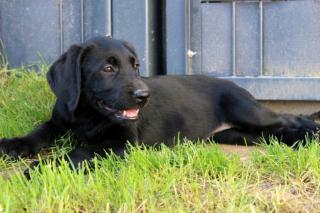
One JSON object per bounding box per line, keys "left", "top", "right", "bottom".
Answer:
{"left": 122, "top": 109, "right": 139, "bottom": 118}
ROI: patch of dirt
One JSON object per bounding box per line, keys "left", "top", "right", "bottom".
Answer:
{"left": 249, "top": 178, "right": 320, "bottom": 212}
{"left": 217, "top": 144, "right": 262, "bottom": 160}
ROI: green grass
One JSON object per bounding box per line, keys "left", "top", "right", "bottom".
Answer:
{"left": 1, "top": 67, "right": 320, "bottom": 212}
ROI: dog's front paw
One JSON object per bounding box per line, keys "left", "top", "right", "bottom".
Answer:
{"left": 23, "top": 158, "right": 95, "bottom": 180}
{"left": 0, "top": 137, "right": 37, "bottom": 158}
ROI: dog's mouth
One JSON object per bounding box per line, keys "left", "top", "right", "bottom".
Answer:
{"left": 96, "top": 100, "right": 140, "bottom": 120}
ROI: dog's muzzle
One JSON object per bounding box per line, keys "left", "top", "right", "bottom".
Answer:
{"left": 95, "top": 88, "right": 150, "bottom": 121}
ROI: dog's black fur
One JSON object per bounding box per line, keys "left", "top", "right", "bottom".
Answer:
{"left": 0, "top": 36, "right": 319, "bottom": 167}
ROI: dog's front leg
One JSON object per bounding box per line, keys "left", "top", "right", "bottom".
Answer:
{"left": 23, "top": 140, "right": 126, "bottom": 179}
{"left": 66, "top": 141, "right": 127, "bottom": 166}
{"left": 0, "top": 121, "right": 62, "bottom": 158}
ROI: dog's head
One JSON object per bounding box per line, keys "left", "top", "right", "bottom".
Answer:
{"left": 47, "top": 36, "right": 150, "bottom": 123}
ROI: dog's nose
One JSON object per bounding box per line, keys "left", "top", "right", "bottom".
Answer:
{"left": 133, "top": 89, "right": 150, "bottom": 103}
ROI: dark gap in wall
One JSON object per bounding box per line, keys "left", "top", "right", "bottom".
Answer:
{"left": 160, "top": 0, "right": 166, "bottom": 75}
{"left": 153, "top": 0, "right": 166, "bottom": 75}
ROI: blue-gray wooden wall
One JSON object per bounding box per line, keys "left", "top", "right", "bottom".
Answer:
{"left": 1, "top": 0, "right": 320, "bottom": 101}
{"left": 0, "top": 0, "right": 161, "bottom": 76}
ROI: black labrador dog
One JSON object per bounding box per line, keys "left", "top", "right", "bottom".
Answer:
{"left": 0, "top": 36, "right": 319, "bottom": 166}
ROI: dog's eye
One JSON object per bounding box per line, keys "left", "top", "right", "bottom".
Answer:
{"left": 103, "top": 65, "right": 114, "bottom": 72}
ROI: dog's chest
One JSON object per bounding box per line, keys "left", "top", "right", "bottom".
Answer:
{"left": 73, "top": 118, "right": 137, "bottom": 143}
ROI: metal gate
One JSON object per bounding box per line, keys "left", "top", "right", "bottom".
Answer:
{"left": 166, "top": 0, "right": 320, "bottom": 100}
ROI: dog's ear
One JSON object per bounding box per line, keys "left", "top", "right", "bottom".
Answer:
{"left": 47, "top": 44, "right": 86, "bottom": 122}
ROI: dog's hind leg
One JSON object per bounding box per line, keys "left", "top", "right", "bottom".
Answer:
{"left": 212, "top": 127, "right": 317, "bottom": 147}
{"left": 221, "top": 89, "right": 319, "bottom": 146}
